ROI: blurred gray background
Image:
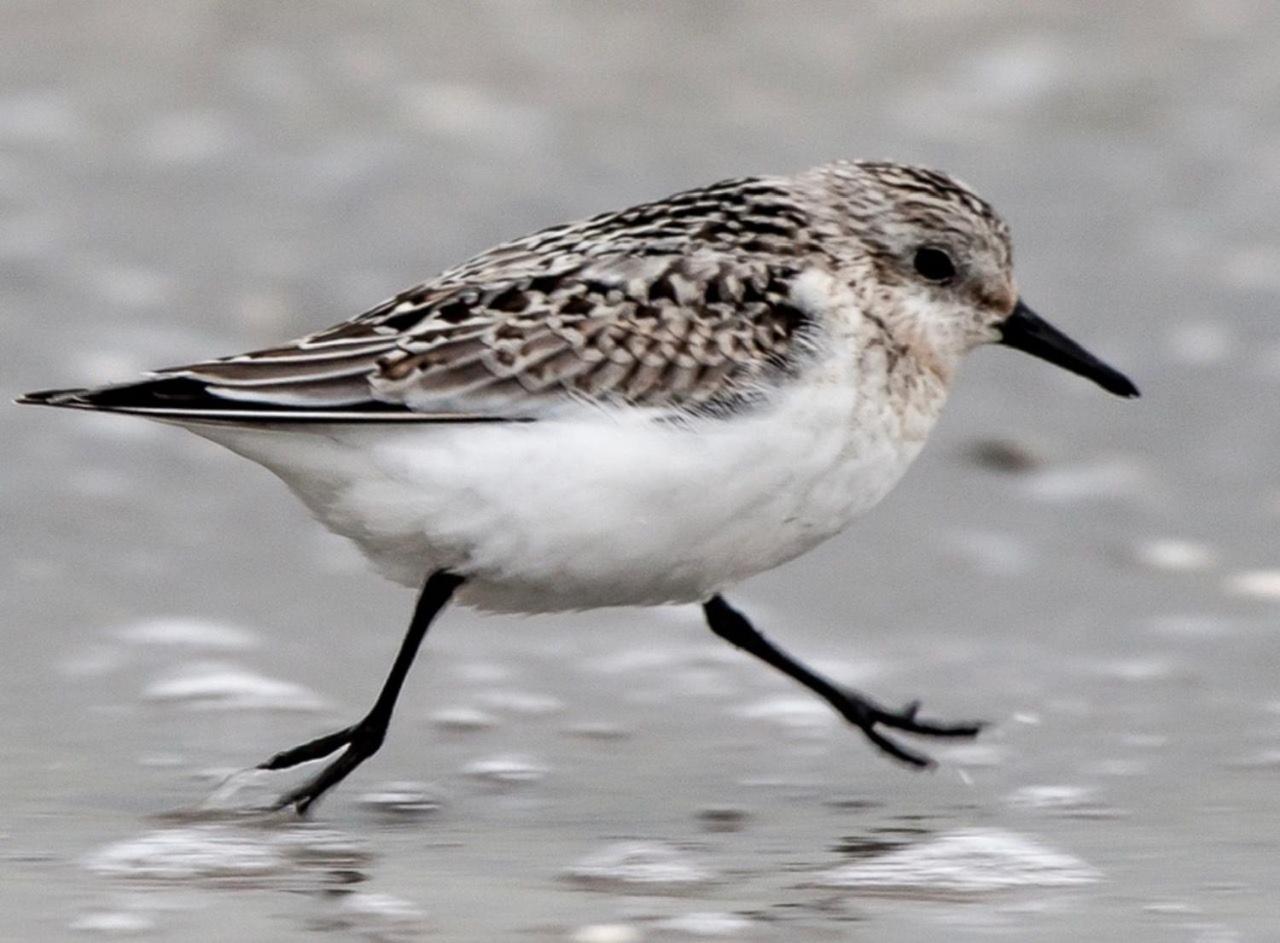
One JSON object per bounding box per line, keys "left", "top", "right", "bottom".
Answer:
{"left": 3, "top": 2, "right": 1279, "bottom": 940}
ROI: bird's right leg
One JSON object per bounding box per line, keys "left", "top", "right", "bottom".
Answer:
{"left": 703, "top": 593, "right": 984, "bottom": 767}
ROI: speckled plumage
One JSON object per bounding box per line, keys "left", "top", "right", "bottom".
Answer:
{"left": 25, "top": 160, "right": 1009, "bottom": 422}
{"left": 23, "top": 159, "right": 1028, "bottom": 611}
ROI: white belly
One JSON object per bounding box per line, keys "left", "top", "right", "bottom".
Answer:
{"left": 184, "top": 379, "right": 930, "bottom": 613}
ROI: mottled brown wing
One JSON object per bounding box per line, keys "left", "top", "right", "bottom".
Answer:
{"left": 23, "top": 173, "right": 825, "bottom": 421}
{"left": 151, "top": 250, "right": 812, "bottom": 420}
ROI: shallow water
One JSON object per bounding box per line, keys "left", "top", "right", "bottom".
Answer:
{"left": 3, "top": 2, "right": 1280, "bottom": 940}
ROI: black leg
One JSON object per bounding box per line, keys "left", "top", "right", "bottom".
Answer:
{"left": 703, "top": 594, "right": 983, "bottom": 768}
{"left": 259, "top": 569, "right": 465, "bottom": 814}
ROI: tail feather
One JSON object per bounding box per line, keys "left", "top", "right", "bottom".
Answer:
{"left": 15, "top": 386, "right": 96, "bottom": 408}
{"left": 16, "top": 376, "right": 511, "bottom": 424}
{"left": 18, "top": 376, "right": 215, "bottom": 411}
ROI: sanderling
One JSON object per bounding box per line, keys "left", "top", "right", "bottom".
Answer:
{"left": 20, "top": 160, "right": 1138, "bottom": 813}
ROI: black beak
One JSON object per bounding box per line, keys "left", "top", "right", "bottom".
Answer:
{"left": 998, "top": 299, "right": 1139, "bottom": 398}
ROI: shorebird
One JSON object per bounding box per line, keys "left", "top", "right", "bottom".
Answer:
{"left": 20, "top": 160, "right": 1138, "bottom": 813}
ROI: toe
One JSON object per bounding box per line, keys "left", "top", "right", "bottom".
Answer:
{"left": 861, "top": 724, "right": 936, "bottom": 768}
{"left": 871, "top": 702, "right": 986, "bottom": 738}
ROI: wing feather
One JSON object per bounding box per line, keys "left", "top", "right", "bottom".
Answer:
{"left": 26, "top": 174, "right": 821, "bottom": 422}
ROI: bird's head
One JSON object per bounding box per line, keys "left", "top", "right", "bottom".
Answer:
{"left": 814, "top": 160, "right": 1138, "bottom": 398}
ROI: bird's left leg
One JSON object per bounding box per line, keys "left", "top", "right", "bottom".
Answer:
{"left": 257, "top": 569, "right": 464, "bottom": 813}
{"left": 703, "top": 594, "right": 983, "bottom": 767}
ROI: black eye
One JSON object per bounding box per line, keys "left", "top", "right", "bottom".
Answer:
{"left": 912, "top": 246, "right": 956, "bottom": 282}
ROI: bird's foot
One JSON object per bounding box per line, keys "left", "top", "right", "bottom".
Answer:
{"left": 257, "top": 718, "right": 387, "bottom": 815}
{"left": 840, "top": 695, "right": 985, "bottom": 768}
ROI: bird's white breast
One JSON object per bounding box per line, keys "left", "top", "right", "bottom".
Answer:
{"left": 185, "top": 294, "right": 945, "bottom": 613}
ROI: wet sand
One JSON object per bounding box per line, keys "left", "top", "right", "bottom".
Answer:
{"left": 3, "top": 3, "right": 1280, "bottom": 940}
